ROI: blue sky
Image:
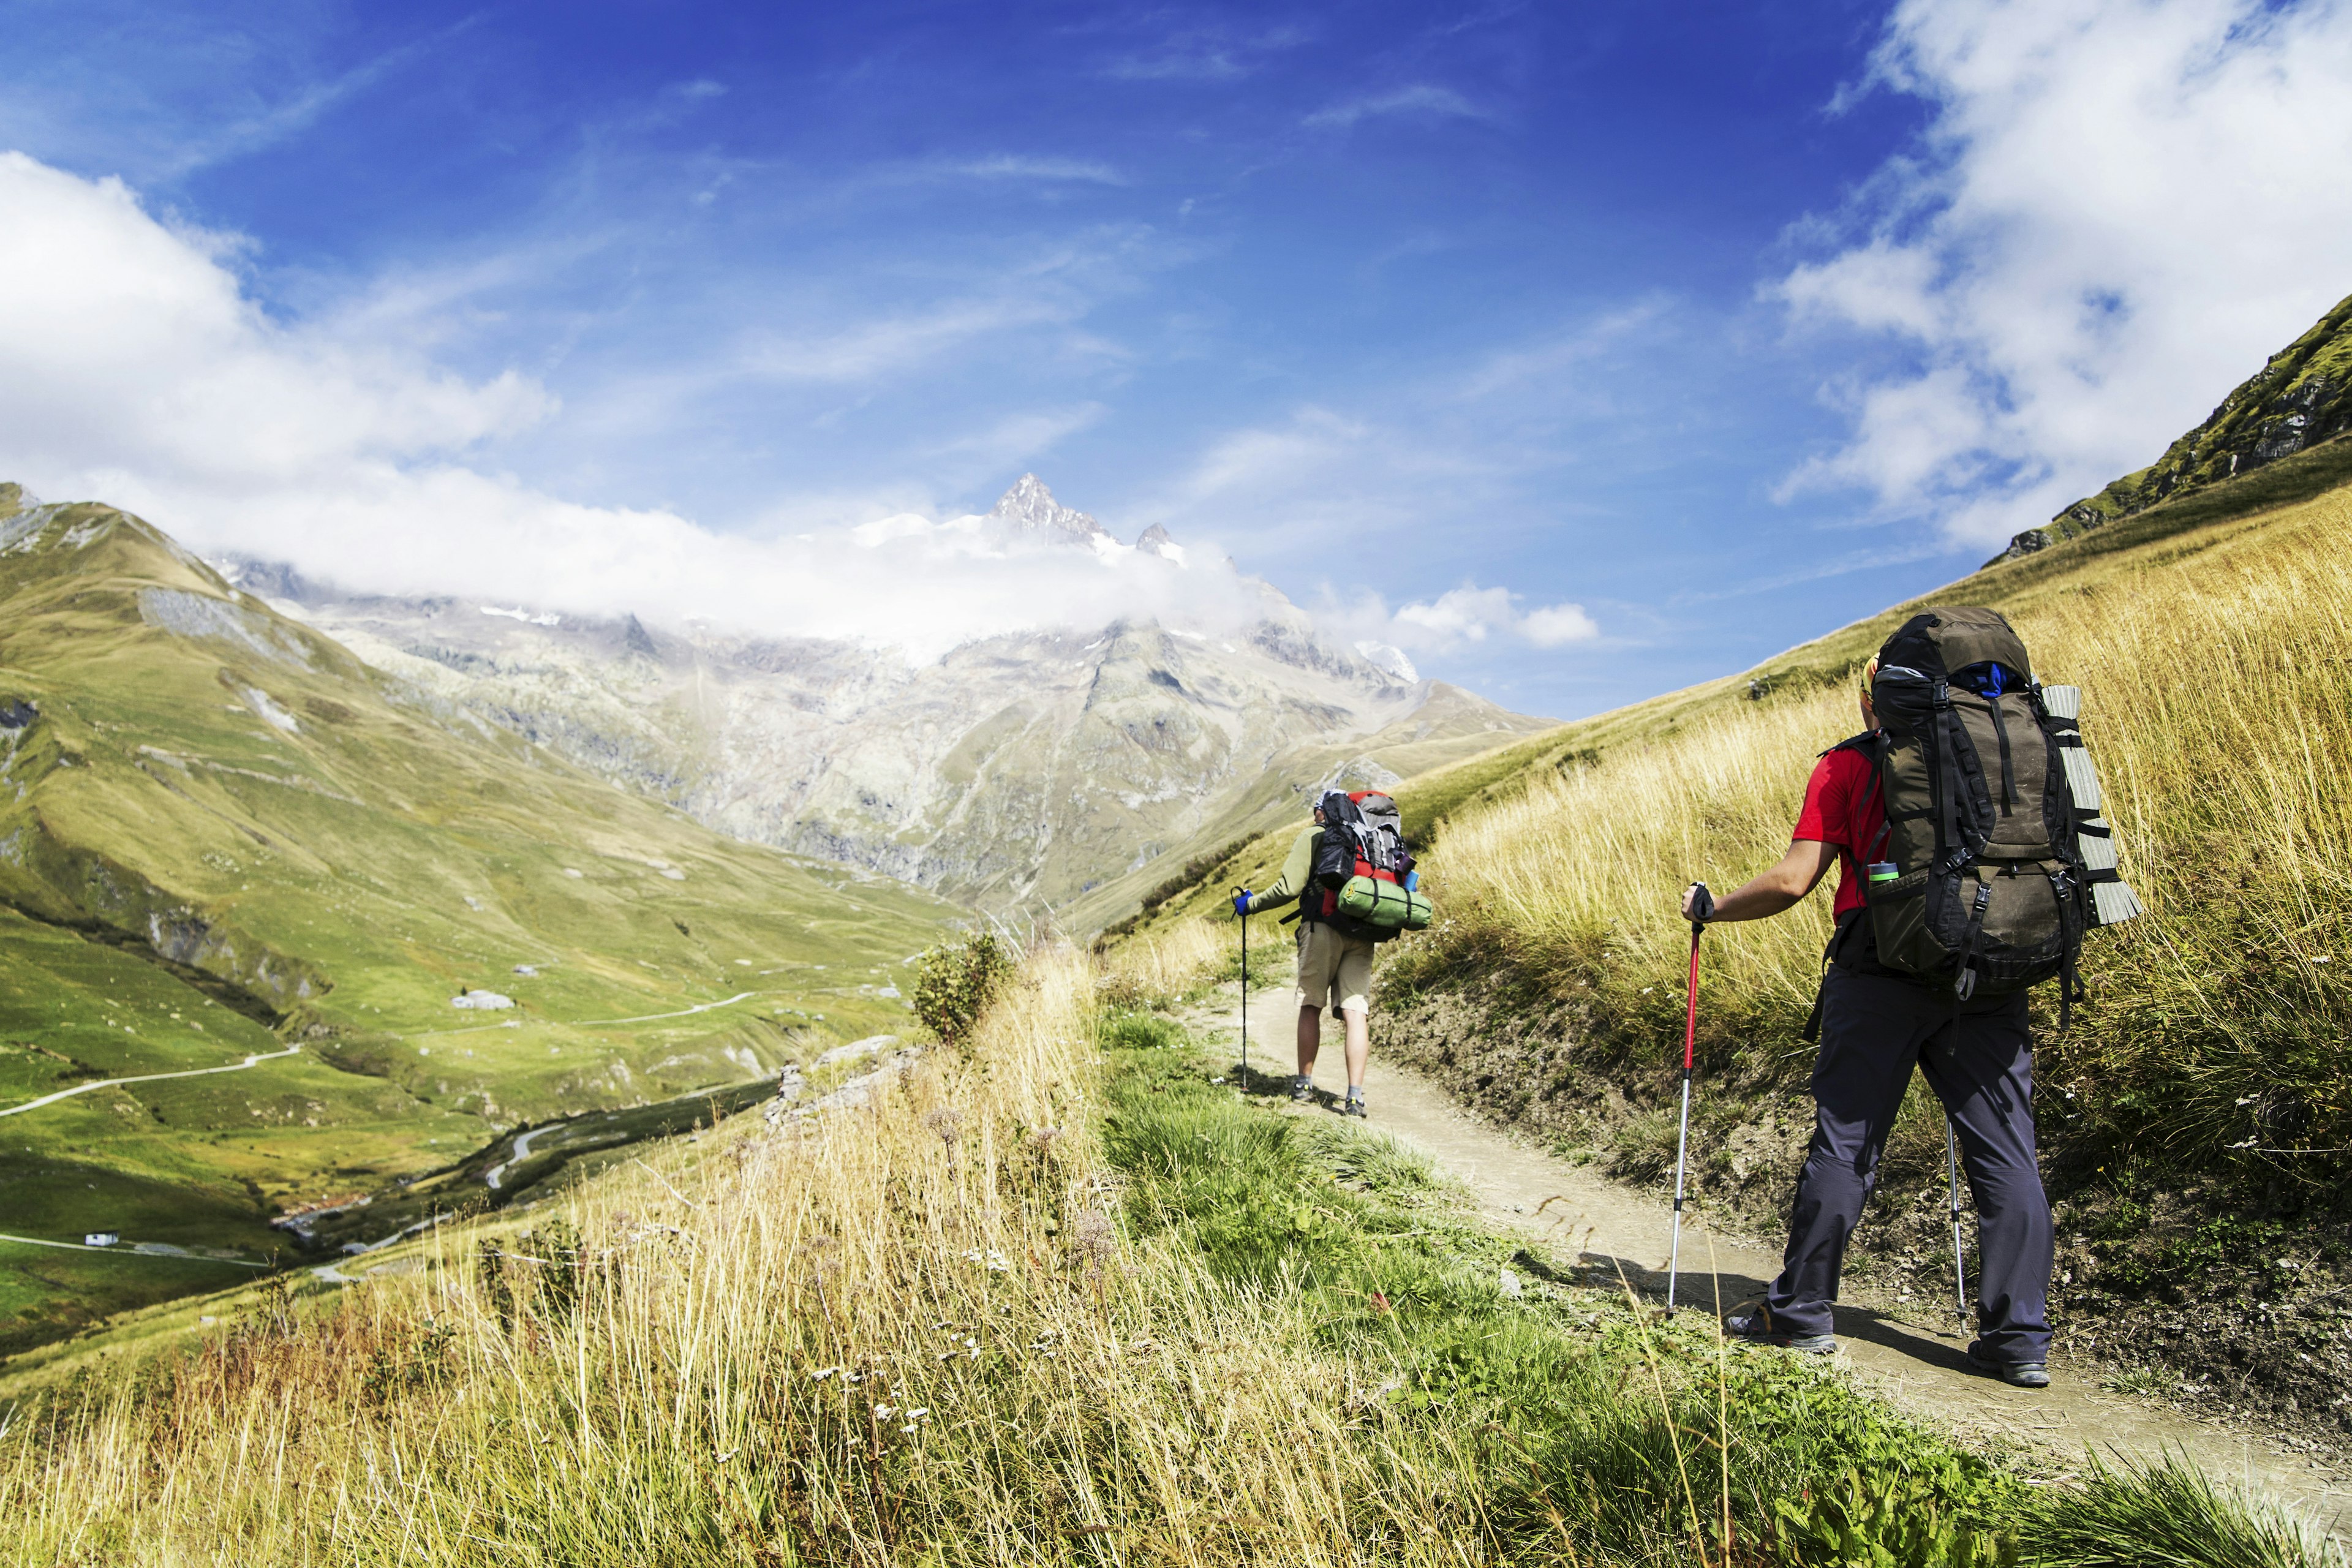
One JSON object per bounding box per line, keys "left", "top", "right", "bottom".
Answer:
{"left": 2, "top": 0, "right": 2349, "bottom": 717}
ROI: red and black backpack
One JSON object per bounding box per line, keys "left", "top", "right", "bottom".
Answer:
{"left": 1292, "top": 790, "right": 1430, "bottom": 941}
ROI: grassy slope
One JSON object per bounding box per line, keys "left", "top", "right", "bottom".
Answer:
{"left": 1102, "top": 432, "right": 2352, "bottom": 1439}
{"left": 0, "top": 948, "right": 2323, "bottom": 1567}
{"left": 0, "top": 491, "right": 951, "bottom": 1350}
{"left": 1113, "top": 427, "right": 2352, "bottom": 948}
{"left": 1376, "top": 456, "right": 2352, "bottom": 1436}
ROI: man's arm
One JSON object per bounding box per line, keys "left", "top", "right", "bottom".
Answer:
{"left": 1681, "top": 840, "right": 1839, "bottom": 923}
{"left": 1242, "top": 827, "right": 1319, "bottom": 915}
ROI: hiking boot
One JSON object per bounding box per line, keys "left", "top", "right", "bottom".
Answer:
{"left": 1721, "top": 1306, "right": 1835, "bottom": 1355}
{"left": 1966, "top": 1344, "right": 2050, "bottom": 1388}
{"left": 1289, "top": 1076, "right": 1314, "bottom": 1104}
{"left": 1340, "top": 1094, "right": 1368, "bottom": 1118}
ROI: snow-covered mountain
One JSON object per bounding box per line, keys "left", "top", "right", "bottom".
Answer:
{"left": 228, "top": 477, "right": 1551, "bottom": 921}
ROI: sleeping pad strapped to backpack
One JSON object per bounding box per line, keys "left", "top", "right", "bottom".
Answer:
{"left": 1842, "top": 605, "right": 2138, "bottom": 1019}
{"left": 1302, "top": 790, "right": 1432, "bottom": 940}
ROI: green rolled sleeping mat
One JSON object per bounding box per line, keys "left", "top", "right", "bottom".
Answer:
{"left": 1336, "top": 874, "right": 1433, "bottom": 930}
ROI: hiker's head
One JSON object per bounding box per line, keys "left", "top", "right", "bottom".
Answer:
{"left": 1858, "top": 658, "right": 1880, "bottom": 731}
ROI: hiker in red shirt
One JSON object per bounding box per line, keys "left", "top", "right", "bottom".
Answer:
{"left": 1679, "top": 657, "right": 2055, "bottom": 1388}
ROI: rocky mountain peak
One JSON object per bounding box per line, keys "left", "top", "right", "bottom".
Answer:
{"left": 1134, "top": 522, "right": 1185, "bottom": 563}
{"left": 989, "top": 474, "right": 1111, "bottom": 546}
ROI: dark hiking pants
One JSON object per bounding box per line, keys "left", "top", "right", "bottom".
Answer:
{"left": 1762, "top": 965, "right": 2053, "bottom": 1363}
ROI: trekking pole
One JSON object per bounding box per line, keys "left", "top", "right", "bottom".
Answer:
{"left": 1235, "top": 892, "right": 1248, "bottom": 1093}
{"left": 1945, "top": 1116, "right": 1968, "bottom": 1325}
{"left": 1666, "top": 883, "right": 1711, "bottom": 1316}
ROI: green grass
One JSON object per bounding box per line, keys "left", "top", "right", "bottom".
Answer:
{"left": 1099, "top": 1026, "right": 2325, "bottom": 1566}
{"left": 1, "top": 951, "right": 2327, "bottom": 1566}
{"left": 0, "top": 498, "right": 955, "bottom": 1349}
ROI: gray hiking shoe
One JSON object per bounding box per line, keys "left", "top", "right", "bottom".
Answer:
{"left": 1290, "top": 1075, "right": 1314, "bottom": 1104}
{"left": 1967, "top": 1344, "right": 2050, "bottom": 1388}
{"left": 1721, "top": 1306, "right": 1835, "bottom": 1355}
{"left": 1340, "top": 1093, "right": 1367, "bottom": 1118}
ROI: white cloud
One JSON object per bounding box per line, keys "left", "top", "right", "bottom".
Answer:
{"left": 1520, "top": 602, "right": 1604, "bottom": 647}
{"left": 1328, "top": 584, "right": 1600, "bottom": 654}
{"left": 1774, "top": 0, "right": 2352, "bottom": 546}
{"left": 1305, "top": 85, "right": 1487, "bottom": 130}
{"left": 0, "top": 153, "right": 1284, "bottom": 659}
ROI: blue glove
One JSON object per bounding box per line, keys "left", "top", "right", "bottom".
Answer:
{"left": 1232, "top": 889, "right": 1253, "bottom": 918}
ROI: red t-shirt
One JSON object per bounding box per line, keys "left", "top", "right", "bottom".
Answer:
{"left": 1791, "top": 744, "right": 1887, "bottom": 919}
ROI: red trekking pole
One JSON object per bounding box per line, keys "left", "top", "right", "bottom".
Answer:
{"left": 1666, "top": 882, "right": 1712, "bottom": 1314}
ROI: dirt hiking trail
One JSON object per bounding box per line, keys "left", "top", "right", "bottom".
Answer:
{"left": 1194, "top": 974, "right": 2351, "bottom": 1533}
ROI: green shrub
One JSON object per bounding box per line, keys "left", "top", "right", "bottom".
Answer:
{"left": 912, "top": 933, "right": 1016, "bottom": 1047}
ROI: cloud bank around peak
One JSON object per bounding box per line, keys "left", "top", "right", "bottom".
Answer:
{"left": 0, "top": 151, "right": 1582, "bottom": 665}
{"left": 1773, "top": 0, "right": 2352, "bottom": 548}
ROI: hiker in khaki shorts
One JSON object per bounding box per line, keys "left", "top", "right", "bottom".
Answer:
{"left": 1234, "top": 797, "right": 1377, "bottom": 1117}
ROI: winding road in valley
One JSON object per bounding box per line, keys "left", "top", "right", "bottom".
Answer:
{"left": 0, "top": 1043, "right": 305, "bottom": 1117}
{"left": 0, "top": 989, "right": 771, "bottom": 1120}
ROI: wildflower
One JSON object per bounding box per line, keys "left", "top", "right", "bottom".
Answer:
{"left": 873, "top": 1403, "right": 895, "bottom": 1419}
{"left": 809, "top": 1366, "right": 840, "bottom": 1381}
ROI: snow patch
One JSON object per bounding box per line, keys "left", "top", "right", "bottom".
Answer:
{"left": 480, "top": 605, "right": 562, "bottom": 627}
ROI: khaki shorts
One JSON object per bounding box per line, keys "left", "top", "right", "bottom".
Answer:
{"left": 1296, "top": 921, "right": 1376, "bottom": 1014}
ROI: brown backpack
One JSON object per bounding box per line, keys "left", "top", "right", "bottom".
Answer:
{"left": 1847, "top": 606, "right": 2136, "bottom": 1013}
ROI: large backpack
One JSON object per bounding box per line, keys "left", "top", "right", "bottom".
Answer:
{"left": 1849, "top": 606, "right": 2139, "bottom": 1014}
{"left": 1296, "top": 790, "right": 1432, "bottom": 942}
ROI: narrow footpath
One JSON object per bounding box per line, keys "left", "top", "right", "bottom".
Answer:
{"left": 1205, "top": 976, "right": 2351, "bottom": 1533}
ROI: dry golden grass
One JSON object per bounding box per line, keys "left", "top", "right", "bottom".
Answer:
{"left": 1094, "top": 918, "right": 1227, "bottom": 1009}
{"left": 1403, "top": 484, "right": 2352, "bottom": 1179}
{"left": 0, "top": 954, "right": 1499, "bottom": 1567}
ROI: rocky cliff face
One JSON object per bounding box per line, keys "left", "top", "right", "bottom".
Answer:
{"left": 1991, "top": 290, "right": 2352, "bottom": 565}
{"left": 235, "top": 477, "right": 1550, "bottom": 919}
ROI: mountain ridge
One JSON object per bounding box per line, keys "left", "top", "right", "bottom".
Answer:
{"left": 0, "top": 484, "right": 949, "bottom": 1348}
{"left": 227, "top": 475, "right": 1553, "bottom": 920}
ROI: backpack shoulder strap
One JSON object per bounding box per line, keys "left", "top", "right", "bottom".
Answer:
{"left": 1820, "top": 730, "right": 1894, "bottom": 862}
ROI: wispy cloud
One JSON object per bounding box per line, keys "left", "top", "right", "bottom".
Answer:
{"left": 741, "top": 296, "right": 1080, "bottom": 383}
{"left": 939, "top": 155, "right": 1126, "bottom": 185}
{"left": 157, "top": 18, "right": 479, "bottom": 178}
{"left": 1102, "top": 23, "right": 1312, "bottom": 81}
{"left": 1304, "top": 83, "right": 1487, "bottom": 130}
{"left": 1452, "top": 296, "right": 1673, "bottom": 402}
{"left": 925, "top": 404, "right": 1109, "bottom": 467}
